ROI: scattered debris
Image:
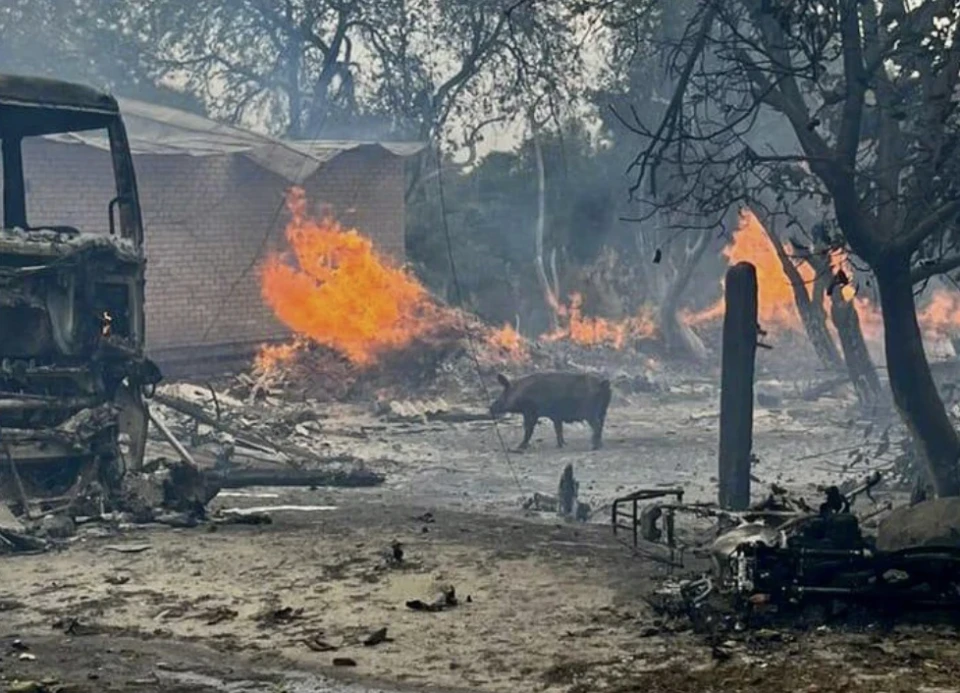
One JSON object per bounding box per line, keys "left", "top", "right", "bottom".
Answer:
{"left": 255, "top": 605, "right": 304, "bottom": 626}
{"left": 213, "top": 511, "right": 273, "bottom": 526}
{"left": 199, "top": 606, "right": 239, "bottom": 626}
{"left": 7, "top": 680, "right": 51, "bottom": 693}
{"left": 304, "top": 636, "right": 338, "bottom": 653}
{"left": 406, "top": 585, "right": 459, "bottom": 613}
{"left": 522, "top": 493, "right": 558, "bottom": 513}
{"left": 104, "top": 544, "right": 151, "bottom": 554}
{"left": 558, "top": 464, "right": 578, "bottom": 519}
{"left": 52, "top": 618, "right": 99, "bottom": 637}
{"left": 363, "top": 627, "right": 391, "bottom": 647}
{"left": 389, "top": 540, "right": 404, "bottom": 565}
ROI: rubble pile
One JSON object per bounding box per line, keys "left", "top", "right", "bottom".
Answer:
{"left": 0, "top": 380, "right": 390, "bottom": 551}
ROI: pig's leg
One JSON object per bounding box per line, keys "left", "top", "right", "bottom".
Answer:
{"left": 588, "top": 417, "right": 603, "bottom": 450}
{"left": 552, "top": 418, "right": 564, "bottom": 448}
{"left": 517, "top": 411, "right": 537, "bottom": 450}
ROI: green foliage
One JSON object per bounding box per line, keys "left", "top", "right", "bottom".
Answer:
{"left": 0, "top": 0, "right": 202, "bottom": 110}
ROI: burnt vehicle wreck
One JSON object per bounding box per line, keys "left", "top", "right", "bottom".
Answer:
{"left": 624, "top": 476, "right": 960, "bottom": 623}
{"left": 0, "top": 74, "right": 160, "bottom": 518}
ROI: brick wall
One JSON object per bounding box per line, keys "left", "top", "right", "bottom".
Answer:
{"left": 11, "top": 139, "right": 407, "bottom": 363}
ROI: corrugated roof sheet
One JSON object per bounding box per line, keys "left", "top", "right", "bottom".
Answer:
{"left": 41, "top": 97, "right": 425, "bottom": 183}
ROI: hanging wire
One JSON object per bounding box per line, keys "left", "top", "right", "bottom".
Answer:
{"left": 430, "top": 142, "right": 527, "bottom": 496}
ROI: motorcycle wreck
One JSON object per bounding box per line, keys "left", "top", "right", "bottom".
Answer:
{"left": 709, "top": 477, "right": 960, "bottom": 624}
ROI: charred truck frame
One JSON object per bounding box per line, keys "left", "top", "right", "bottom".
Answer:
{"left": 0, "top": 75, "right": 160, "bottom": 516}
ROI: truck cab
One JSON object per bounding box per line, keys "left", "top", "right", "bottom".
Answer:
{"left": 0, "top": 74, "right": 159, "bottom": 513}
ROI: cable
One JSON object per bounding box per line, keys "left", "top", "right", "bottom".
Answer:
{"left": 431, "top": 143, "right": 527, "bottom": 497}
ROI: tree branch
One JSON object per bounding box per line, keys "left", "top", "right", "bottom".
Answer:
{"left": 899, "top": 200, "right": 960, "bottom": 253}
{"left": 911, "top": 254, "right": 960, "bottom": 285}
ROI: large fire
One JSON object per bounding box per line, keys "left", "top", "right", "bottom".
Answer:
{"left": 257, "top": 189, "right": 960, "bottom": 373}
{"left": 688, "top": 208, "right": 960, "bottom": 353}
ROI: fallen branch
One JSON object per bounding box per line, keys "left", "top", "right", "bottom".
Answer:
{"left": 801, "top": 375, "right": 851, "bottom": 401}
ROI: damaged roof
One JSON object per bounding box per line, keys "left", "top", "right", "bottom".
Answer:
{"left": 41, "top": 97, "right": 426, "bottom": 183}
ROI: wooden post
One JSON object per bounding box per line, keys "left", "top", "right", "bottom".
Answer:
{"left": 719, "top": 262, "right": 759, "bottom": 510}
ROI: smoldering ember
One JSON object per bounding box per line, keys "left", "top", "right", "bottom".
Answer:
{"left": 2, "top": 4, "right": 960, "bottom": 693}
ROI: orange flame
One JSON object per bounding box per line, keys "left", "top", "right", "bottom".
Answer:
{"left": 918, "top": 291, "right": 960, "bottom": 342}
{"left": 488, "top": 323, "right": 528, "bottom": 361}
{"left": 545, "top": 292, "right": 658, "bottom": 348}
{"left": 687, "top": 208, "right": 960, "bottom": 353}
{"left": 686, "top": 210, "right": 814, "bottom": 330}
{"left": 254, "top": 338, "right": 306, "bottom": 373}
{"left": 260, "top": 188, "right": 444, "bottom": 366}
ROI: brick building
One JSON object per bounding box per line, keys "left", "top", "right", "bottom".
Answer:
{"left": 19, "top": 98, "right": 424, "bottom": 373}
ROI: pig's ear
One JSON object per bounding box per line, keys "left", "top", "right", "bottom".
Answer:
{"left": 496, "top": 373, "right": 510, "bottom": 390}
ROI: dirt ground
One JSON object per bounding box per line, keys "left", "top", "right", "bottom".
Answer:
{"left": 2, "top": 383, "right": 959, "bottom": 693}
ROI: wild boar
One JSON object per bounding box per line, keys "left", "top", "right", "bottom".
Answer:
{"left": 489, "top": 371, "right": 612, "bottom": 451}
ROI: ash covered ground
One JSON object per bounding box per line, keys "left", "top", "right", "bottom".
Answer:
{"left": 2, "top": 340, "right": 959, "bottom": 693}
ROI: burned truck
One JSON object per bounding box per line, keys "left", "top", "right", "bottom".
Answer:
{"left": 0, "top": 74, "right": 160, "bottom": 516}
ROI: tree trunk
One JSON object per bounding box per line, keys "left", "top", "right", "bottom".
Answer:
{"left": 828, "top": 293, "right": 883, "bottom": 409}
{"left": 875, "top": 256, "right": 960, "bottom": 497}
{"left": 531, "top": 122, "right": 559, "bottom": 331}
{"left": 659, "top": 231, "right": 710, "bottom": 361}
{"left": 803, "top": 247, "right": 882, "bottom": 409}
{"left": 762, "top": 225, "right": 844, "bottom": 371}
{"left": 718, "top": 262, "right": 759, "bottom": 510}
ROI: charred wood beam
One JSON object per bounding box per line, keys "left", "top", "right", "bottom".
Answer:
{"left": 205, "top": 466, "right": 383, "bottom": 489}
{"left": 150, "top": 392, "right": 326, "bottom": 469}
{"left": 146, "top": 406, "right": 198, "bottom": 469}
{"left": 0, "top": 395, "right": 101, "bottom": 411}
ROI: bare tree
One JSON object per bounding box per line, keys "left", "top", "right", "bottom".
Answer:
{"left": 530, "top": 112, "right": 560, "bottom": 332}
{"left": 632, "top": 217, "right": 712, "bottom": 361}
{"left": 600, "top": 0, "right": 960, "bottom": 496}
{"left": 760, "top": 220, "right": 844, "bottom": 372}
